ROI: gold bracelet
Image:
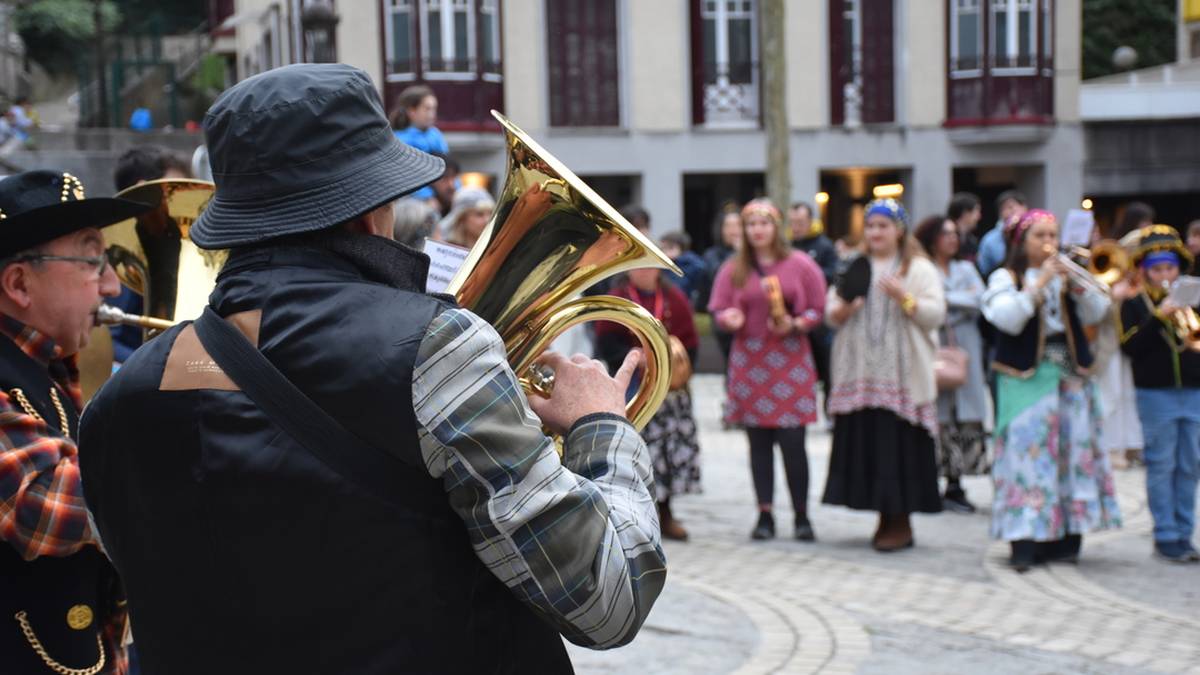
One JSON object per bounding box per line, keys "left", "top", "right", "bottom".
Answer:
{"left": 900, "top": 293, "right": 917, "bottom": 315}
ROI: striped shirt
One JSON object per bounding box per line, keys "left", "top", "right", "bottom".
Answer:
{"left": 413, "top": 307, "right": 667, "bottom": 648}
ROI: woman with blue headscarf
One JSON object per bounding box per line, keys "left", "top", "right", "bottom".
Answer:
{"left": 822, "top": 199, "right": 947, "bottom": 551}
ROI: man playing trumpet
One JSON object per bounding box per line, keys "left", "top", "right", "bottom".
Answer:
{"left": 0, "top": 169, "right": 155, "bottom": 674}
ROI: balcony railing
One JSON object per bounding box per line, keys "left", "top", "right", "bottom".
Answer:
{"left": 946, "top": 73, "right": 1053, "bottom": 126}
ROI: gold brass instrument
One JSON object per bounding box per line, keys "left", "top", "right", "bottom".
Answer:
{"left": 81, "top": 178, "right": 220, "bottom": 399}
{"left": 103, "top": 178, "right": 223, "bottom": 334}
{"left": 1152, "top": 281, "right": 1200, "bottom": 352}
{"left": 1044, "top": 241, "right": 1130, "bottom": 294}
{"left": 447, "top": 111, "right": 681, "bottom": 430}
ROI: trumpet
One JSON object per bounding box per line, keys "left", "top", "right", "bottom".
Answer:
{"left": 1154, "top": 281, "right": 1200, "bottom": 352}
{"left": 96, "top": 304, "right": 174, "bottom": 332}
{"left": 1043, "top": 240, "right": 1130, "bottom": 294}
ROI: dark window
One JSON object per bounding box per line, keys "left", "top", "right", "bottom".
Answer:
{"left": 546, "top": 0, "right": 620, "bottom": 127}
{"left": 829, "top": 0, "right": 893, "bottom": 126}
{"left": 380, "top": 0, "right": 504, "bottom": 133}
{"left": 946, "top": 0, "right": 1054, "bottom": 125}
{"left": 690, "top": 0, "right": 760, "bottom": 126}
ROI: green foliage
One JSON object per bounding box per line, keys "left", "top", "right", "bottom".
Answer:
{"left": 1082, "top": 0, "right": 1177, "bottom": 79}
{"left": 15, "top": 0, "right": 122, "bottom": 75}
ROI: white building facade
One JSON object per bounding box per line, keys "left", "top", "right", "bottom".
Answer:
{"left": 223, "top": 0, "right": 1084, "bottom": 247}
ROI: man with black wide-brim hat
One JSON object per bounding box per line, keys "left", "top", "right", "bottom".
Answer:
{"left": 78, "top": 63, "right": 665, "bottom": 673}
{"left": 0, "top": 169, "right": 155, "bottom": 674}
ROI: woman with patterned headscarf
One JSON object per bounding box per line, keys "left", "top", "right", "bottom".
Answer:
{"left": 982, "top": 209, "right": 1120, "bottom": 572}
{"left": 709, "top": 199, "right": 827, "bottom": 542}
{"left": 822, "top": 199, "right": 946, "bottom": 551}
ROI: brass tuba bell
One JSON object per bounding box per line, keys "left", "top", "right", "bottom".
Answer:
{"left": 80, "top": 179, "right": 221, "bottom": 399}
{"left": 447, "top": 111, "right": 681, "bottom": 430}
{"left": 104, "top": 178, "right": 224, "bottom": 333}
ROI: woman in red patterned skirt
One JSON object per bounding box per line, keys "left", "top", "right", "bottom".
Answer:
{"left": 709, "top": 199, "right": 827, "bottom": 541}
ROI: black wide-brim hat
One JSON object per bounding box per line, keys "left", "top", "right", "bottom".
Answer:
{"left": 0, "top": 170, "right": 158, "bottom": 259}
{"left": 191, "top": 63, "right": 446, "bottom": 250}
{"left": 836, "top": 254, "right": 872, "bottom": 301}
{"left": 1125, "top": 224, "right": 1194, "bottom": 268}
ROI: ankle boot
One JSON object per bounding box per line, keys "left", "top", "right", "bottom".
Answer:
{"left": 873, "top": 513, "right": 914, "bottom": 552}
{"left": 1010, "top": 539, "right": 1038, "bottom": 572}
{"left": 658, "top": 501, "right": 689, "bottom": 541}
{"left": 751, "top": 511, "right": 776, "bottom": 540}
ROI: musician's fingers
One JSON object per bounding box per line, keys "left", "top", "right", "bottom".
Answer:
{"left": 534, "top": 351, "right": 566, "bottom": 370}
{"left": 613, "top": 349, "right": 641, "bottom": 390}
{"left": 569, "top": 353, "right": 592, "bottom": 365}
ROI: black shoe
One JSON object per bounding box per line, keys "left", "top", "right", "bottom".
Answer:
{"left": 1010, "top": 540, "right": 1038, "bottom": 573}
{"left": 794, "top": 515, "right": 816, "bottom": 542}
{"left": 1041, "top": 534, "right": 1081, "bottom": 564}
{"left": 1155, "top": 540, "right": 1191, "bottom": 563}
{"left": 942, "top": 492, "right": 976, "bottom": 514}
{"left": 751, "top": 511, "right": 776, "bottom": 540}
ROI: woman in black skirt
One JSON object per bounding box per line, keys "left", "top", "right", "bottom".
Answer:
{"left": 822, "top": 199, "right": 946, "bottom": 551}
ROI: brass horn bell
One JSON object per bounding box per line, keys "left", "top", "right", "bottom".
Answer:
{"left": 81, "top": 178, "right": 221, "bottom": 400}
{"left": 448, "top": 111, "right": 681, "bottom": 431}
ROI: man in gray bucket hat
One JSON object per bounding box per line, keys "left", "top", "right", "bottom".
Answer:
{"left": 78, "top": 64, "right": 665, "bottom": 674}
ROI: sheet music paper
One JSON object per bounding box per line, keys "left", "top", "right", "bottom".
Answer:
{"left": 424, "top": 239, "right": 470, "bottom": 294}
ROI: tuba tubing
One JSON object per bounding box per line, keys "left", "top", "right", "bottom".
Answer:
{"left": 447, "top": 111, "right": 681, "bottom": 434}
{"left": 509, "top": 296, "right": 672, "bottom": 432}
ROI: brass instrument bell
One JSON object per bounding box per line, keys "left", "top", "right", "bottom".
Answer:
{"left": 104, "top": 178, "right": 223, "bottom": 335}
{"left": 448, "top": 111, "right": 681, "bottom": 431}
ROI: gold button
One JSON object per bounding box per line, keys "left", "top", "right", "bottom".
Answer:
{"left": 66, "top": 604, "right": 94, "bottom": 630}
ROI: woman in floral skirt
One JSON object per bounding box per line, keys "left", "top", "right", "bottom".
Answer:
{"left": 981, "top": 209, "right": 1121, "bottom": 571}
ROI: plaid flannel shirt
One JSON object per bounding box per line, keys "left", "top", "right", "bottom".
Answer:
{"left": 0, "top": 315, "right": 97, "bottom": 561}
{"left": 413, "top": 308, "right": 667, "bottom": 648}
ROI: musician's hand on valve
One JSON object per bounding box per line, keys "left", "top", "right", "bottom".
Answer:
{"left": 1158, "top": 299, "right": 1183, "bottom": 318}
{"left": 527, "top": 349, "right": 641, "bottom": 437}
{"left": 1037, "top": 256, "right": 1066, "bottom": 290}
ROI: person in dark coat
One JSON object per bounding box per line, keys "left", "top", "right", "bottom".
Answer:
{"left": 789, "top": 201, "right": 838, "bottom": 414}
{"left": 0, "top": 169, "right": 155, "bottom": 674}
{"left": 77, "top": 64, "right": 666, "bottom": 675}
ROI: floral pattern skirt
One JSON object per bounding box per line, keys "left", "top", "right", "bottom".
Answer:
{"left": 991, "top": 362, "right": 1121, "bottom": 542}
{"left": 641, "top": 388, "right": 702, "bottom": 502}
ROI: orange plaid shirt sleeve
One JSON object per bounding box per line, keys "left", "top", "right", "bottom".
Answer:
{"left": 0, "top": 390, "right": 97, "bottom": 560}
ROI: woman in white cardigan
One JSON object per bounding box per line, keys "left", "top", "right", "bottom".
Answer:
{"left": 822, "top": 199, "right": 946, "bottom": 552}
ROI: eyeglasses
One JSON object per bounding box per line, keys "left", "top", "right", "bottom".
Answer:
{"left": 10, "top": 254, "right": 110, "bottom": 277}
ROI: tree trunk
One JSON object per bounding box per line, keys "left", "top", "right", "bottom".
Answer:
{"left": 760, "top": 0, "right": 790, "bottom": 216}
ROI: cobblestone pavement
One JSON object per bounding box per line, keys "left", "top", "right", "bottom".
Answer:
{"left": 567, "top": 375, "right": 1200, "bottom": 674}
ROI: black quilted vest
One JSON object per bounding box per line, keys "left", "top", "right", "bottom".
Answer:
{"left": 991, "top": 271, "right": 1094, "bottom": 378}
{"left": 79, "top": 239, "right": 572, "bottom": 674}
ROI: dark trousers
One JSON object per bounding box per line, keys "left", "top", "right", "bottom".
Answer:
{"left": 747, "top": 427, "right": 809, "bottom": 514}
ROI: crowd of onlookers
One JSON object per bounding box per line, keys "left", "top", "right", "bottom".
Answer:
{"left": 583, "top": 187, "right": 1200, "bottom": 569}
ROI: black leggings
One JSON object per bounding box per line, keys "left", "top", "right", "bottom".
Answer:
{"left": 747, "top": 427, "right": 809, "bottom": 514}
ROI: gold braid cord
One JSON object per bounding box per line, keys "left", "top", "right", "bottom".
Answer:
{"left": 14, "top": 611, "right": 106, "bottom": 675}
{"left": 9, "top": 387, "right": 70, "bottom": 432}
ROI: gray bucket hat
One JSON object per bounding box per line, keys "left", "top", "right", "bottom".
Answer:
{"left": 190, "top": 63, "right": 445, "bottom": 249}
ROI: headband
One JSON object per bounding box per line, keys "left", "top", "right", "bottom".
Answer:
{"left": 864, "top": 198, "right": 907, "bottom": 229}
{"left": 740, "top": 198, "right": 782, "bottom": 225}
{"left": 1008, "top": 208, "right": 1056, "bottom": 247}
{"left": 1141, "top": 250, "right": 1181, "bottom": 270}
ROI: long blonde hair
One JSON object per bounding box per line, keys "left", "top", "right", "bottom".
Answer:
{"left": 732, "top": 198, "right": 791, "bottom": 287}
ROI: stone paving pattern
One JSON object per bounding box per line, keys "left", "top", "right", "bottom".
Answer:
{"left": 567, "top": 375, "right": 1200, "bottom": 674}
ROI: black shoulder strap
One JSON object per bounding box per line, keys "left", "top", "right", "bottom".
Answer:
{"left": 192, "top": 308, "right": 445, "bottom": 516}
